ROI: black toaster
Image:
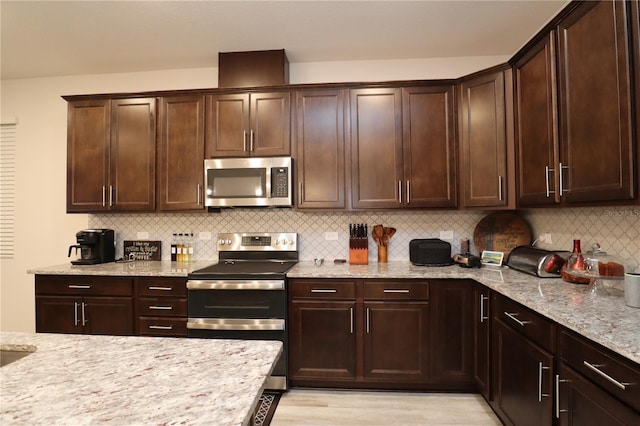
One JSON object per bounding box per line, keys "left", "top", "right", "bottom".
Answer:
{"left": 409, "top": 239, "right": 454, "bottom": 266}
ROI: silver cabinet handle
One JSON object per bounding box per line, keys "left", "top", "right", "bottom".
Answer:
{"left": 250, "top": 129, "right": 254, "bottom": 151}
{"left": 555, "top": 374, "right": 569, "bottom": 418}
{"left": 538, "top": 362, "right": 550, "bottom": 401}
{"left": 504, "top": 312, "right": 530, "bottom": 327}
{"left": 299, "top": 181, "right": 304, "bottom": 203}
{"left": 148, "top": 286, "right": 173, "bottom": 291}
{"left": 243, "top": 130, "right": 247, "bottom": 151}
{"left": 383, "top": 289, "right": 409, "bottom": 293}
{"left": 68, "top": 284, "right": 91, "bottom": 289}
{"left": 102, "top": 186, "right": 107, "bottom": 207}
{"left": 149, "top": 305, "right": 173, "bottom": 310}
{"left": 350, "top": 307, "right": 354, "bottom": 334}
{"left": 406, "top": 180, "right": 411, "bottom": 204}
{"left": 583, "top": 361, "right": 630, "bottom": 391}
{"left": 74, "top": 302, "right": 79, "bottom": 326}
{"left": 559, "top": 163, "right": 569, "bottom": 196}
{"left": 148, "top": 325, "right": 173, "bottom": 330}
{"left": 544, "top": 166, "right": 555, "bottom": 197}
{"left": 197, "top": 183, "right": 202, "bottom": 205}
{"left": 480, "top": 294, "right": 489, "bottom": 323}
{"left": 498, "top": 176, "right": 503, "bottom": 201}
{"left": 311, "top": 289, "right": 337, "bottom": 293}
{"left": 187, "top": 318, "right": 284, "bottom": 331}
{"left": 366, "top": 307, "right": 371, "bottom": 334}
{"left": 109, "top": 185, "right": 114, "bottom": 207}
{"left": 81, "top": 302, "right": 87, "bottom": 326}
{"left": 398, "top": 181, "right": 402, "bottom": 204}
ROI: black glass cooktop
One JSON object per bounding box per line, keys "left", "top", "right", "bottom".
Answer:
{"left": 189, "top": 260, "right": 297, "bottom": 278}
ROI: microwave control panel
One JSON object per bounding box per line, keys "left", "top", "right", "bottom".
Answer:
{"left": 272, "top": 167, "right": 289, "bottom": 198}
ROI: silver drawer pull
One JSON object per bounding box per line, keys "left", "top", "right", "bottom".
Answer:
{"left": 148, "top": 325, "right": 173, "bottom": 330}
{"left": 311, "top": 289, "right": 337, "bottom": 293}
{"left": 68, "top": 284, "right": 91, "bottom": 289}
{"left": 187, "top": 318, "right": 285, "bottom": 331}
{"left": 538, "top": 362, "right": 550, "bottom": 401}
{"left": 504, "top": 312, "right": 530, "bottom": 326}
{"left": 583, "top": 361, "right": 630, "bottom": 391}
{"left": 383, "top": 289, "right": 410, "bottom": 293}
{"left": 148, "top": 286, "right": 173, "bottom": 291}
{"left": 149, "top": 306, "right": 173, "bottom": 310}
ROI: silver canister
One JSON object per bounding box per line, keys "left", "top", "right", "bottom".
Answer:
{"left": 624, "top": 273, "right": 640, "bottom": 308}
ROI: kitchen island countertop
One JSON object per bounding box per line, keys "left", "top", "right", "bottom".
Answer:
{"left": 0, "top": 332, "right": 282, "bottom": 425}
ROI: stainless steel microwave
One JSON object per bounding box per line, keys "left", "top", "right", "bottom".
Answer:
{"left": 204, "top": 157, "right": 293, "bottom": 207}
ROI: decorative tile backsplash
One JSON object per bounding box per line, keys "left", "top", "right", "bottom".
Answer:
{"left": 90, "top": 206, "right": 640, "bottom": 272}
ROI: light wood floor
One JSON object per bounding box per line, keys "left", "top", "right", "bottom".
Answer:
{"left": 271, "top": 389, "right": 502, "bottom": 425}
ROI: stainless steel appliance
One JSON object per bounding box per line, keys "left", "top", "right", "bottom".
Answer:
{"left": 187, "top": 232, "right": 298, "bottom": 390}
{"left": 204, "top": 157, "right": 293, "bottom": 208}
{"left": 506, "top": 246, "right": 569, "bottom": 277}
{"left": 68, "top": 229, "right": 115, "bottom": 265}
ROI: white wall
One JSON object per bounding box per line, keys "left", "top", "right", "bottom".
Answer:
{"left": 0, "top": 56, "right": 508, "bottom": 332}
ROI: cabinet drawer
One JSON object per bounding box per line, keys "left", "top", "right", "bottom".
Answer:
{"left": 289, "top": 280, "right": 356, "bottom": 299}
{"left": 560, "top": 329, "right": 640, "bottom": 412}
{"left": 135, "top": 278, "right": 187, "bottom": 297}
{"left": 35, "top": 275, "right": 133, "bottom": 296}
{"left": 363, "top": 281, "right": 429, "bottom": 300}
{"left": 494, "top": 294, "right": 555, "bottom": 352}
{"left": 137, "top": 297, "right": 187, "bottom": 317}
{"left": 138, "top": 317, "right": 187, "bottom": 337}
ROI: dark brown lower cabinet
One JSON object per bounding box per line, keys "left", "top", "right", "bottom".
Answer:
{"left": 363, "top": 301, "right": 430, "bottom": 383}
{"left": 493, "top": 318, "right": 554, "bottom": 426}
{"left": 473, "top": 283, "right": 491, "bottom": 399}
{"left": 35, "top": 275, "right": 134, "bottom": 336}
{"left": 556, "top": 362, "right": 640, "bottom": 426}
{"left": 134, "top": 277, "right": 187, "bottom": 337}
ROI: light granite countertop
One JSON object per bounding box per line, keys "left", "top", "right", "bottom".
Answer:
{"left": 27, "top": 260, "right": 640, "bottom": 365}
{"left": 288, "top": 261, "right": 640, "bottom": 366}
{"left": 0, "top": 332, "right": 282, "bottom": 425}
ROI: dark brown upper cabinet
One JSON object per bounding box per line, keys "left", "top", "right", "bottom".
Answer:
{"left": 458, "top": 68, "right": 515, "bottom": 209}
{"left": 350, "top": 85, "right": 457, "bottom": 210}
{"left": 157, "top": 95, "right": 205, "bottom": 211}
{"left": 294, "top": 89, "right": 347, "bottom": 209}
{"left": 402, "top": 86, "right": 457, "bottom": 208}
{"left": 516, "top": 1, "right": 636, "bottom": 207}
{"left": 67, "top": 98, "right": 156, "bottom": 212}
{"left": 205, "top": 91, "right": 291, "bottom": 158}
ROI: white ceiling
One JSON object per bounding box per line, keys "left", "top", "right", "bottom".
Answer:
{"left": 1, "top": 0, "right": 570, "bottom": 80}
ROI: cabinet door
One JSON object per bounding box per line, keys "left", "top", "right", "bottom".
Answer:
{"left": 363, "top": 301, "right": 430, "bottom": 382}
{"left": 66, "top": 99, "right": 110, "bottom": 212}
{"left": 431, "top": 281, "right": 473, "bottom": 388}
{"left": 350, "top": 88, "right": 403, "bottom": 209}
{"left": 402, "top": 86, "right": 457, "bottom": 208}
{"left": 289, "top": 300, "right": 356, "bottom": 381}
{"left": 250, "top": 92, "right": 291, "bottom": 157}
{"left": 493, "top": 319, "right": 553, "bottom": 426}
{"left": 110, "top": 98, "right": 156, "bottom": 211}
{"left": 295, "top": 89, "right": 346, "bottom": 209}
{"left": 205, "top": 93, "right": 250, "bottom": 157}
{"left": 557, "top": 362, "right": 640, "bottom": 426}
{"left": 35, "top": 296, "right": 83, "bottom": 334}
{"left": 473, "top": 285, "right": 491, "bottom": 399}
{"left": 459, "top": 70, "right": 509, "bottom": 208}
{"left": 83, "top": 296, "right": 133, "bottom": 336}
{"left": 158, "top": 95, "right": 205, "bottom": 211}
{"left": 557, "top": 1, "right": 635, "bottom": 203}
{"left": 515, "top": 33, "right": 560, "bottom": 207}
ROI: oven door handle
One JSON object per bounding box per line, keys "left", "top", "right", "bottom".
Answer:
{"left": 187, "top": 318, "right": 285, "bottom": 331}
{"left": 186, "top": 280, "right": 285, "bottom": 290}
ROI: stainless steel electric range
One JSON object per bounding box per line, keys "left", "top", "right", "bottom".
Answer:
{"left": 186, "top": 232, "right": 298, "bottom": 390}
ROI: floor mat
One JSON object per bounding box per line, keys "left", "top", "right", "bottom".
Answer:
{"left": 254, "top": 391, "right": 282, "bottom": 426}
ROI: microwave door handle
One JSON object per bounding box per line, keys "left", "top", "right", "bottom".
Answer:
{"left": 265, "top": 167, "right": 272, "bottom": 199}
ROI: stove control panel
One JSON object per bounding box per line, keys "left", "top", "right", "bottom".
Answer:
{"left": 217, "top": 232, "right": 297, "bottom": 251}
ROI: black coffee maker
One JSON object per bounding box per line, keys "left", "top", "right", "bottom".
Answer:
{"left": 68, "top": 229, "right": 115, "bottom": 265}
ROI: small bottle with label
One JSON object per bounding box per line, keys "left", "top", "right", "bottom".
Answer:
{"left": 187, "top": 232, "right": 195, "bottom": 261}
{"left": 171, "top": 233, "right": 177, "bottom": 261}
{"left": 182, "top": 233, "right": 191, "bottom": 263}
{"left": 176, "top": 233, "right": 184, "bottom": 263}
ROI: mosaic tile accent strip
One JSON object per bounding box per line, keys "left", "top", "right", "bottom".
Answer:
{"left": 89, "top": 206, "right": 640, "bottom": 272}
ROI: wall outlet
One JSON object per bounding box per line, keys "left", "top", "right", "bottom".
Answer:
{"left": 199, "top": 231, "right": 212, "bottom": 241}
{"left": 539, "top": 233, "right": 553, "bottom": 244}
{"left": 136, "top": 231, "right": 149, "bottom": 239}
{"left": 324, "top": 231, "right": 339, "bottom": 241}
{"left": 439, "top": 230, "right": 454, "bottom": 240}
